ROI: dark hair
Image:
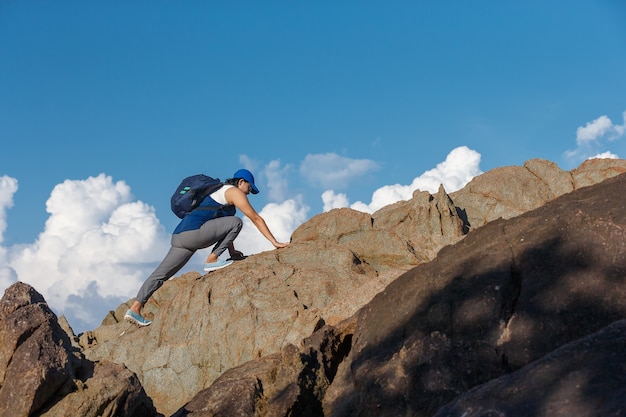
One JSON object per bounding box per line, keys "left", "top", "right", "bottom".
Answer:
{"left": 224, "top": 177, "right": 242, "bottom": 186}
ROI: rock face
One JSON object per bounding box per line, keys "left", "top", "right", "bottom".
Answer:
{"left": 432, "top": 319, "right": 626, "bottom": 417}
{"left": 322, "top": 171, "right": 626, "bottom": 416}
{"left": 175, "top": 169, "right": 626, "bottom": 417}
{"left": 450, "top": 158, "right": 626, "bottom": 229}
{"left": 0, "top": 282, "right": 157, "bottom": 417}
{"left": 1, "top": 158, "right": 625, "bottom": 416}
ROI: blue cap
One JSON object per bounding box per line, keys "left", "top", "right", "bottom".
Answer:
{"left": 233, "top": 169, "right": 259, "bottom": 194}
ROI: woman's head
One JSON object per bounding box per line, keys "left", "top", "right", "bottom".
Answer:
{"left": 227, "top": 169, "right": 259, "bottom": 194}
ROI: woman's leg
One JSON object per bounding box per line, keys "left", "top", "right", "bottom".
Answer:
{"left": 178, "top": 216, "right": 243, "bottom": 259}
{"left": 135, "top": 216, "right": 241, "bottom": 303}
{"left": 134, "top": 245, "right": 195, "bottom": 305}
{"left": 208, "top": 216, "right": 243, "bottom": 258}
{"left": 126, "top": 244, "right": 195, "bottom": 325}
{"left": 126, "top": 216, "right": 243, "bottom": 325}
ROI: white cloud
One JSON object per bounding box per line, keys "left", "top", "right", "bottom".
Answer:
{"left": 1, "top": 174, "right": 171, "bottom": 333}
{"left": 322, "top": 190, "right": 349, "bottom": 212}
{"left": 323, "top": 146, "right": 483, "bottom": 214}
{"left": 0, "top": 176, "right": 18, "bottom": 244}
{"left": 588, "top": 151, "right": 619, "bottom": 160}
{"left": 410, "top": 145, "right": 482, "bottom": 192}
{"left": 300, "top": 153, "right": 379, "bottom": 189}
{"left": 238, "top": 154, "right": 257, "bottom": 173}
{"left": 576, "top": 115, "right": 614, "bottom": 145}
{"left": 0, "top": 176, "right": 18, "bottom": 292}
{"left": 567, "top": 110, "right": 625, "bottom": 163}
{"left": 263, "top": 159, "right": 293, "bottom": 202}
{"left": 0, "top": 266, "right": 17, "bottom": 293}
{"left": 616, "top": 112, "right": 626, "bottom": 137}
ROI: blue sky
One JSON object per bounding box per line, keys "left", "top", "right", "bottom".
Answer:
{"left": 1, "top": 1, "right": 625, "bottom": 333}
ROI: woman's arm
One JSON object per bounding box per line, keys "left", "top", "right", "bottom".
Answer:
{"left": 225, "top": 187, "right": 289, "bottom": 248}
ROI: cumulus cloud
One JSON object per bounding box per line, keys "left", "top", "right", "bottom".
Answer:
{"left": 322, "top": 190, "right": 349, "bottom": 212}
{"left": 0, "top": 175, "right": 18, "bottom": 244}
{"left": 0, "top": 176, "right": 18, "bottom": 290}
{"left": 238, "top": 154, "right": 257, "bottom": 173}
{"left": 0, "top": 266, "right": 17, "bottom": 294}
{"left": 576, "top": 115, "right": 614, "bottom": 145}
{"left": 300, "top": 153, "right": 379, "bottom": 189}
{"left": 324, "top": 146, "right": 483, "bottom": 214}
{"left": 588, "top": 151, "right": 619, "bottom": 160}
{"left": 567, "top": 110, "right": 625, "bottom": 163}
{"left": 1, "top": 174, "right": 171, "bottom": 333}
{"left": 263, "top": 159, "right": 293, "bottom": 202}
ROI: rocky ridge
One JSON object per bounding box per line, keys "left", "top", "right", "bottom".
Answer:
{"left": 1, "top": 158, "right": 625, "bottom": 416}
{"left": 0, "top": 283, "right": 156, "bottom": 417}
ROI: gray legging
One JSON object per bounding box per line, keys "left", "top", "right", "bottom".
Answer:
{"left": 135, "top": 216, "right": 243, "bottom": 305}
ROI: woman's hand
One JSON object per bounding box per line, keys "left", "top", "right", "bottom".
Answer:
{"left": 225, "top": 186, "right": 291, "bottom": 251}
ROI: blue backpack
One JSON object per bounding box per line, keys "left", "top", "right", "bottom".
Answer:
{"left": 171, "top": 174, "right": 224, "bottom": 218}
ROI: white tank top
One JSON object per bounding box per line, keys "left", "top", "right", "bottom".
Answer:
{"left": 210, "top": 184, "right": 234, "bottom": 205}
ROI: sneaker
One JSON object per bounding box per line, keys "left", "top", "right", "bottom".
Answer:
{"left": 203, "top": 259, "right": 234, "bottom": 272}
{"left": 124, "top": 309, "right": 152, "bottom": 327}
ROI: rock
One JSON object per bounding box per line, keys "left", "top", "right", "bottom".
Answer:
{"left": 1, "top": 158, "right": 620, "bottom": 415}
{"left": 81, "top": 250, "right": 379, "bottom": 416}
{"left": 40, "top": 360, "right": 159, "bottom": 417}
{"left": 172, "top": 316, "right": 356, "bottom": 417}
{"left": 322, "top": 171, "right": 626, "bottom": 416}
{"left": 433, "top": 320, "right": 626, "bottom": 417}
{"left": 171, "top": 353, "right": 285, "bottom": 417}
{"left": 0, "top": 282, "right": 158, "bottom": 417}
{"left": 0, "top": 282, "right": 75, "bottom": 417}
{"left": 372, "top": 185, "right": 467, "bottom": 261}
{"left": 82, "top": 203, "right": 435, "bottom": 416}
{"left": 80, "top": 159, "right": 626, "bottom": 415}
{"left": 176, "top": 170, "right": 626, "bottom": 417}
{"left": 572, "top": 157, "right": 626, "bottom": 187}
{"left": 451, "top": 158, "right": 626, "bottom": 229}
